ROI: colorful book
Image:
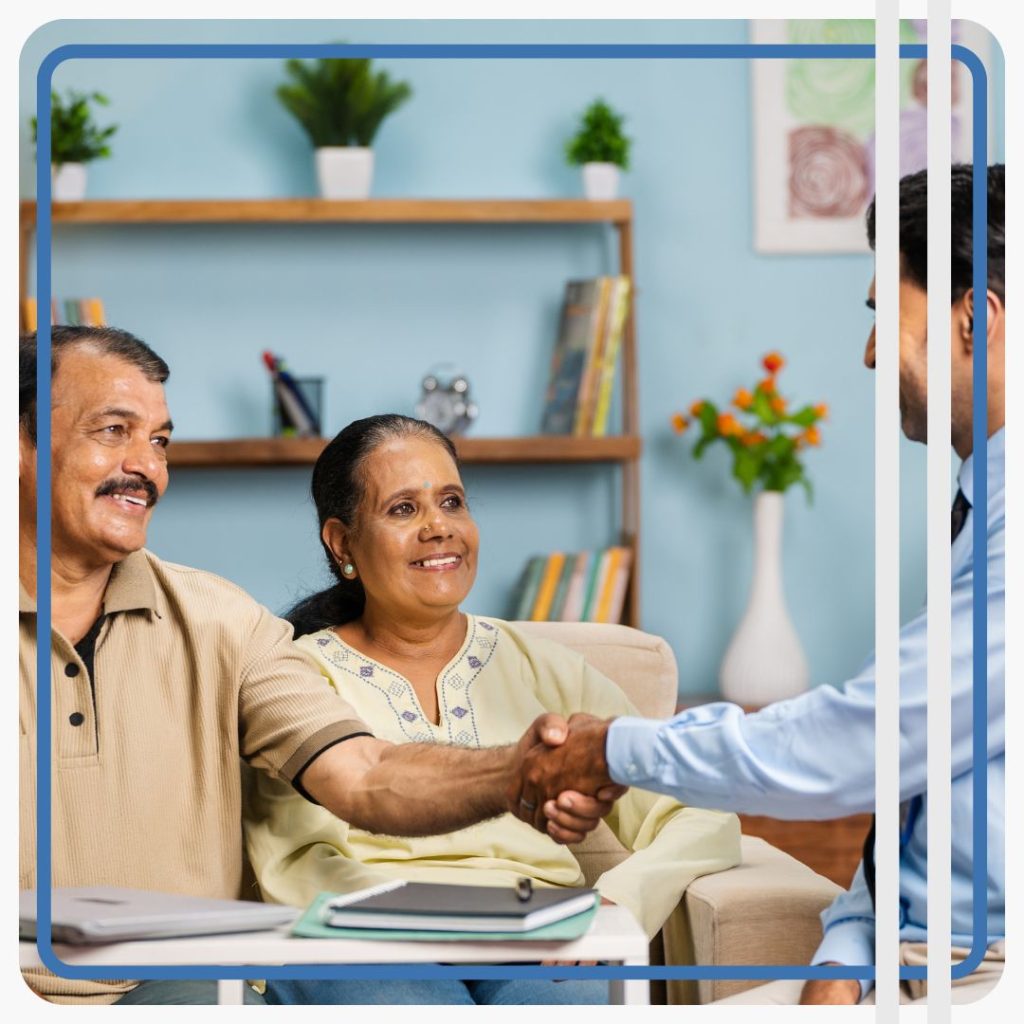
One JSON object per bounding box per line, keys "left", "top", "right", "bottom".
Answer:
{"left": 591, "top": 277, "right": 631, "bottom": 437}
{"left": 530, "top": 553, "right": 566, "bottom": 621}
{"left": 512, "top": 556, "right": 548, "bottom": 621}
{"left": 580, "top": 549, "right": 611, "bottom": 623}
{"left": 547, "top": 553, "right": 578, "bottom": 622}
{"left": 572, "top": 276, "right": 613, "bottom": 437}
{"left": 559, "top": 551, "right": 592, "bottom": 622}
{"left": 540, "top": 279, "right": 606, "bottom": 435}
{"left": 604, "top": 546, "right": 633, "bottom": 624}
{"left": 593, "top": 546, "right": 633, "bottom": 623}
{"left": 21, "top": 298, "right": 37, "bottom": 333}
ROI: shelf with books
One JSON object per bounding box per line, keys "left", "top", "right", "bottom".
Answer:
{"left": 22, "top": 197, "right": 641, "bottom": 626}
{"left": 167, "top": 435, "right": 643, "bottom": 469}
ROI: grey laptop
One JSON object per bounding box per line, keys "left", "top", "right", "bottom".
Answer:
{"left": 20, "top": 887, "right": 299, "bottom": 944}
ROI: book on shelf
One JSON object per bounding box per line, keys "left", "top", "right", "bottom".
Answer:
{"left": 21, "top": 296, "right": 106, "bottom": 333}
{"left": 571, "top": 277, "right": 614, "bottom": 436}
{"left": 511, "top": 555, "right": 548, "bottom": 620}
{"left": 512, "top": 546, "right": 632, "bottom": 624}
{"left": 539, "top": 279, "right": 606, "bottom": 435}
{"left": 540, "top": 275, "right": 631, "bottom": 438}
{"left": 559, "top": 551, "right": 593, "bottom": 621}
{"left": 590, "top": 277, "right": 632, "bottom": 437}
{"left": 547, "top": 553, "right": 578, "bottom": 622}
{"left": 530, "top": 552, "right": 566, "bottom": 621}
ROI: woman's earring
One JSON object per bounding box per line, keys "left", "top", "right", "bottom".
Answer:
{"left": 342, "top": 562, "right": 356, "bottom": 578}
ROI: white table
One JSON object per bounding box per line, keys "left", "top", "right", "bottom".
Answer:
{"left": 21, "top": 904, "right": 650, "bottom": 1006}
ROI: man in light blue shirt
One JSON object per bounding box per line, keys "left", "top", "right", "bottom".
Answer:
{"left": 515, "top": 164, "right": 1005, "bottom": 1004}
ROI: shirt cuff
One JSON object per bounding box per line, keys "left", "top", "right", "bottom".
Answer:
{"left": 606, "top": 716, "right": 665, "bottom": 787}
{"left": 812, "top": 918, "right": 876, "bottom": 1001}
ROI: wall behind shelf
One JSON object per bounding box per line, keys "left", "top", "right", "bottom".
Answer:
{"left": 21, "top": 18, "right": 1005, "bottom": 697}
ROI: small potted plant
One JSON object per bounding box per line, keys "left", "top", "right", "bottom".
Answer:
{"left": 31, "top": 89, "right": 117, "bottom": 202}
{"left": 276, "top": 53, "right": 412, "bottom": 199}
{"left": 564, "top": 98, "right": 631, "bottom": 200}
{"left": 671, "top": 352, "right": 829, "bottom": 706}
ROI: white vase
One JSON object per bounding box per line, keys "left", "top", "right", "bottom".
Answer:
{"left": 52, "top": 162, "right": 87, "bottom": 202}
{"left": 581, "top": 162, "right": 620, "bottom": 200}
{"left": 719, "top": 491, "right": 810, "bottom": 706}
{"left": 314, "top": 147, "right": 374, "bottom": 199}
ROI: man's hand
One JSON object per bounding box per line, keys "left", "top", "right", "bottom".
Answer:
{"left": 799, "top": 969, "right": 861, "bottom": 1005}
{"left": 508, "top": 713, "right": 620, "bottom": 833}
{"left": 509, "top": 713, "right": 618, "bottom": 843}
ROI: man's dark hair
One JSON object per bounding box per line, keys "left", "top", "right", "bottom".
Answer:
{"left": 866, "top": 163, "right": 1005, "bottom": 304}
{"left": 19, "top": 325, "right": 170, "bottom": 446}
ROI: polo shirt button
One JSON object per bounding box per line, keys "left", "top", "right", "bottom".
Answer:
{"left": 65, "top": 663, "right": 80, "bottom": 677}
{"left": 69, "top": 712, "right": 85, "bottom": 726}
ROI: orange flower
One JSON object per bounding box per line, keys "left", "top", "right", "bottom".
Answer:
{"left": 689, "top": 400, "right": 706, "bottom": 417}
{"left": 757, "top": 376, "right": 776, "bottom": 394}
{"left": 741, "top": 430, "right": 766, "bottom": 447}
{"left": 770, "top": 395, "right": 788, "bottom": 415}
{"left": 732, "top": 387, "right": 753, "bottom": 410}
{"left": 717, "top": 412, "right": 743, "bottom": 437}
{"left": 814, "top": 403, "right": 829, "bottom": 420}
{"left": 671, "top": 412, "right": 690, "bottom": 434}
{"left": 762, "top": 351, "right": 785, "bottom": 374}
{"left": 802, "top": 426, "right": 822, "bottom": 447}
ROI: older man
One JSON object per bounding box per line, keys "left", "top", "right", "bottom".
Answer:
{"left": 19, "top": 326, "right": 612, "bottom": 1006}
{"left": 514, "top": 164, "right": 1006, "bottom": 1004}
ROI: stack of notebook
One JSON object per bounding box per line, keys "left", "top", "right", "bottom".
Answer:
{"left": 292, "top": 880, "right": 598, "bottom": 941}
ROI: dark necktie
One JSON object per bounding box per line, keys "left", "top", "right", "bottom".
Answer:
{"left": 862, "top": 487, "right": 972, "bottom": 906}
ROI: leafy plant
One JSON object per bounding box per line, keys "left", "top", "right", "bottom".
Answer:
{"left": 671, "top": 352, "right": 828, "bottom": 503}
{"left": 31, "top": 90, "right": 117, "bottom": 165}
{"left": 565, "top": 99, "right": 631, "bottom": 169}
{"left": 276, "top": 53, "right": 412, "bottom": 148}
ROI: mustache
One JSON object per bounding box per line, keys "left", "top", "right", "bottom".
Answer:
{"left": 95, "top": 477, "right": 159, "bottom": 508}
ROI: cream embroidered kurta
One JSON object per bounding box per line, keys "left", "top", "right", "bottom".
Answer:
{"left": 244, "top": 616, "right": 741, "bottom": 938}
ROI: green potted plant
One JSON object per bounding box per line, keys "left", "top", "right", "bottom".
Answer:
{"left": 564, "top": 98, "right": 631, "bottom": 200}
{"left": 276, "top": 53, "right": 412, "bottom": 199}
{"left": 31, "top": 89, "right": 117, "bottom": 202}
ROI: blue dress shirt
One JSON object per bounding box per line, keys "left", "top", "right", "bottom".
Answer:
{"left": 607, "top": 430, "right": 1005, "bottom": 992}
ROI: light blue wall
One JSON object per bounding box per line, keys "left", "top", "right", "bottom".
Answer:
{"left": 20, "top": 19, "right": 1004, "bottom": 696}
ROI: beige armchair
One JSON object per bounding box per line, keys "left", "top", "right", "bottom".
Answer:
{"left": 515, "top": 621, "right": 841, "bottom": 1004}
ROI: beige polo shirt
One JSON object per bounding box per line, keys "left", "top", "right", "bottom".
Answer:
{"left": 19, "top": 549, "right": 369, "bottom": 1005}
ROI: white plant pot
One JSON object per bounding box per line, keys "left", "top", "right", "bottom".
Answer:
{"left": 581, "top": 162, "right": 620, "bottom": 200}
{"left": 719, "top": 491, "right": 810, "bottom": 706}
{"left": 315, "top": 147, "right": 374, "bottom": 199}
{"left": 52, "top": 162, "right": 87, "bottom": 202}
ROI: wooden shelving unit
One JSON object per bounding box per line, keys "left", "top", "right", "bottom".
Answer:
{"left": 167, "top": 435, "right": 642, "bottom": 469}
{"left": 21, "top": 197, "right": 642, "bottom": 625}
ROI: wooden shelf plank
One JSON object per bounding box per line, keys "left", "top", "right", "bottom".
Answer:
{"left": 21, "top": 198, "right": 632, "bottom": 228}
{"left": 168, "top": 435, "right": 642, "bottom": 468}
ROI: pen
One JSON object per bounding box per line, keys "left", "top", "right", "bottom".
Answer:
{"left": 515, "top": 877, "right": 533, "bottom": 902}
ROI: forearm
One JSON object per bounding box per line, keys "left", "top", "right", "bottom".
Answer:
{"left": 303, "top": 737, "right": 513, "bottom": 836}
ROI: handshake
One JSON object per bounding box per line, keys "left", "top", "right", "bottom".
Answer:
{"left": 506, "top": 713, "right": 627, "bottom": 844}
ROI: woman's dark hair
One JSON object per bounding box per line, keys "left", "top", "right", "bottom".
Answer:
{"left": 866, "top": 163, "right": 1005, "bottom": 304}
{"left": 285, "top": 414, "right": 459, "bottom": 638}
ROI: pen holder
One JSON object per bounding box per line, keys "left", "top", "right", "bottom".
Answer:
{"left": 271, "top": 375, "right": 324, "bottom": 437}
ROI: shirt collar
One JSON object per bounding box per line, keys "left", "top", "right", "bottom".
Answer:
{"left": 17, "top": 549, "right": 160, "bottom": 617}
{"left": 957, "top": 427, "right": 1005, "bottom": 508}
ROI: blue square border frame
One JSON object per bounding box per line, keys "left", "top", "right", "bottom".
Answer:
{"left": 31, "top": 39, "right": 990, "bottom": 986}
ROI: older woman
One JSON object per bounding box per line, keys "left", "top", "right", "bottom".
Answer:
{"left": 245, "top": 414, "right": 740, "bottom": 1005}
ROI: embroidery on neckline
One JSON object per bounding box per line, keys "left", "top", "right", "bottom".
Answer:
{"left": 310, "top": 621, "right": 495, "bottom": 744}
